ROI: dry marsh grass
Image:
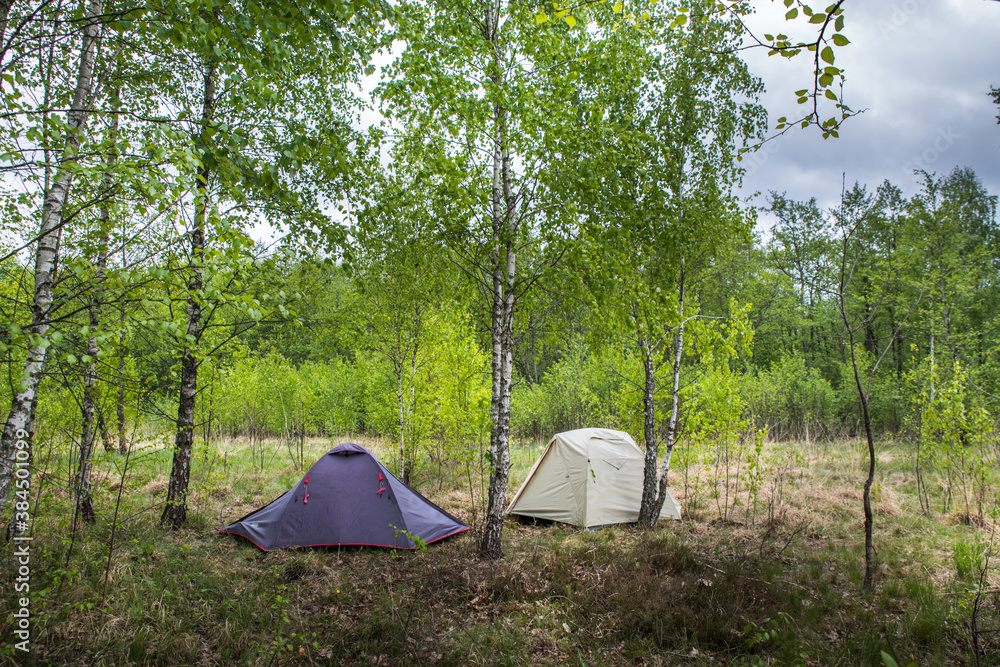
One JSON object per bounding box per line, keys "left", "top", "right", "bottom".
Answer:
{"left": 1, "top": 435, "right": 999, "bottom": 665}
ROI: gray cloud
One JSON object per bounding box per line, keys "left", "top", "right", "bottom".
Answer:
{"left": 738, "top": 0, "right": 1000, "bottom": 221}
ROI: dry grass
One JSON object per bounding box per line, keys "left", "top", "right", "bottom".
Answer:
{"left": 2, "top": 436, "right": 1000, "bottom": 666}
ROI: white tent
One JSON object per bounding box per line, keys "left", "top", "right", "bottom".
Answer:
{"left": 506, "top": 428, "right": 682, "bottom": 528}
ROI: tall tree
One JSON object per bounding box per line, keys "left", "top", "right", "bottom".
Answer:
{"left": 833, "top": 185, "right": 917, "bottom": 590}
{"left": 381, "top": 0, "right": 608, "bottom": 558}
{"left": 157, "top": 0, "right": 379, "bottom": 528}
{"left": 574, "top": 0, "right": 764, "bottom": 528}
{"left": 0, "top": 0, "right": 104, "bottom": 532}
{"left": 160, "top": 54, "right": 216, "bottom": 528}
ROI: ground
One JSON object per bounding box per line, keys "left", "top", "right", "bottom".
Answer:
{"left": 1, "top": 435, "right": 998, "bottom": 665}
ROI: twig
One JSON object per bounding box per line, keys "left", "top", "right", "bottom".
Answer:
{"left": 694, "top": 558, "right": 818, "bottom": 600}
{"left": 101, "top": 440, "right": 133, "bottom": 606}
{"left": 778, "top": 520, "right": 811, "bottom": 556}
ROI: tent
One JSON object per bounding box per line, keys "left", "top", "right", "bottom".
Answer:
{"left": 506, "top": 428, "right": 682, "bottom": 528}
{"left": 219, "top": 442, "right": 469, "bottom": 550}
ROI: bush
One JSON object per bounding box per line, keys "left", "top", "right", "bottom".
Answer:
{"left": 743, "top": 356, "right": 838, "bottom": 441}
{"left": 511, "top": 338, "right": 627, "bottom": 441}
{"left": 212, "top": 349, "right": 368, "bottom": 440}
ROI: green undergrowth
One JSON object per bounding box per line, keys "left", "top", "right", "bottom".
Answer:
{"left": 1, "top": 436, "right": 998, "bottom": 665}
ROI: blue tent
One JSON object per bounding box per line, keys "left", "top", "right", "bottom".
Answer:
{"left": 219, "top": 443, "right": 469, "bottom": 550}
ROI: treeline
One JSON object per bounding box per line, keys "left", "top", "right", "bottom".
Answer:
{"left": 4, "top": 167, "right": 998, "bottom": 438}
{"left": 210, "top": 167, "right": 998, "bottom": 445}
{"left": 14, "top": 164, "right": 993, "bottom": 459}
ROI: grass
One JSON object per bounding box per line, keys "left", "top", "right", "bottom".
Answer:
{"left": 1, "top": 434, "right": 999, "bottom": 665}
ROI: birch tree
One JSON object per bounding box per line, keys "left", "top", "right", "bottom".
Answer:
{"left": 834, "top": 190, "right": 916, "bottom": 590}
{"left": 575, "top": 0, "right": 764, "bottom": 528}
{"left": 381, "top": 0, "right": 607, "bottom": 558}
{"left": 0, "top": 0, "right": 103, "bottom": 533}
{"left": 156, "top": 0, "right": 378, "bottom": 528}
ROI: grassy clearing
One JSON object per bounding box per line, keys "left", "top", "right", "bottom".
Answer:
{"left": 2, "top": 435, "right": 999, "bottom": 666}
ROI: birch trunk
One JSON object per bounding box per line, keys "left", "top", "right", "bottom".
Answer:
{"left": 0, "top": 0, "right": 102, "bottom": 529}
{"left": 848, "top": 327, "right": 877, "bottom": 589}
{"left": 405, "top": 321, "right": 419, "bottom": 485}
{"left": 75, "top": 273, "right": 103, "bottom": 524}
{"left": 640, "top": 261, "right": 686, "bottom": 527}
{"left": 480, "top": 223, "right": 515, "bottom": 559}
{"left": 162, "top": 59, "right": 216, "bottom": 529}
{"left": 75, "top": 92, "right": 117, "bottom": 523}
{"left": 838, "top": 237, "right": 878, "bottom": 589}
{"left": 636, "top": 331, "right": 659, "bottom": 525}
{"left": 653, "top": 263, "right": 686, "bottom": 520}
{"left": 479, "top": 8, "right": 516, "bottom": 557}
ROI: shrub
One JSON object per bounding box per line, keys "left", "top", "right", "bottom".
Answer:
{"left": 743, "top": 356, "right": 838, "bottom": 441}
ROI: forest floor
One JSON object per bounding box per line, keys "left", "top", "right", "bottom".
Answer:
{"left": 1, "top": 434, "right": 999, "bottom": 666}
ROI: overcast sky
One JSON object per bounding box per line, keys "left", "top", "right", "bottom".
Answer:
{"left": 737, "top": 0, "right": 1000, "bottom": 230}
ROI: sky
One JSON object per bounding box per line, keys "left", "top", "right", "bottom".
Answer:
{"left": 737, "top": 0, "right": 1000, "bottom": 231}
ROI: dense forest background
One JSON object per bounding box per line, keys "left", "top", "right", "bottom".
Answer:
{"left": 10, "top": 164, "right": 995, "bottom": 494}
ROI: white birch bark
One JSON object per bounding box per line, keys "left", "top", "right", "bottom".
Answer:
{"left": 0, "top": 0, "right": 103, "bottom": 531}
{"left": 479, "top": 2, "right": 517, "bottom": 558}
{"left": 653, "top": 262, "right": 686, "bottom": 520}
{"left": 636, "top": 329, "right": 659, "bottom": 525}
{"left": 162, "top": 59, "right": 216, "bottom": 529}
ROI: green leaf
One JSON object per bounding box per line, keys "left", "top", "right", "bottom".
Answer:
{"left": 535, "top": 12, "right": 549, "bottom": 23}
{"left": 880, "top": 652, "right": 900, "bottom": 667}
{"left": 612, "top": 2, "right": 623, "bottom": 12}
{"left": 825, "top": 89, "right": 838, "bottom": 100}
{"left": 835, "top": 14, "right": 845, "bottom": 31}
{"left": 809, "top": 13, "right": 826, "bottom": 24}
{"left": 785, "top": 8, "right": 798, "bottom": 19}
{"left": 564, "top": 14, "right": 576, "bottom": 27}
{"left": 821, "top": 46, "right": 834, "bottom": 64}
{"left": 832, "top": 33, "right": 850, "bottom": 46}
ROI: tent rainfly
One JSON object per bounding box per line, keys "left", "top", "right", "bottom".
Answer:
{"left": 219, "top": 442, "right": 469, "bottom": 550}
{"left": 506, "top": 428, "right": 682, "bottom": 528}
